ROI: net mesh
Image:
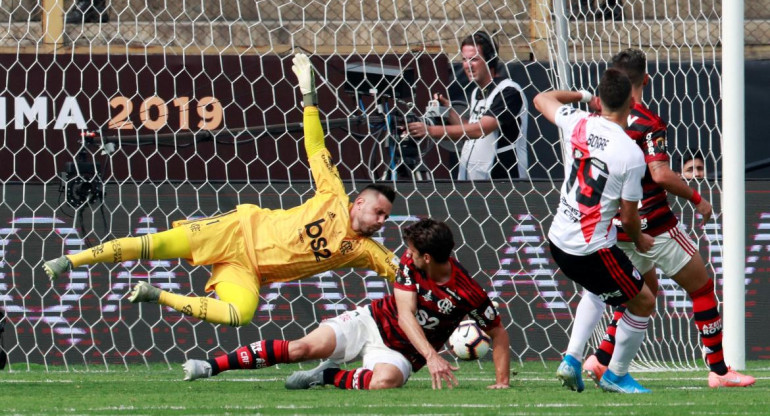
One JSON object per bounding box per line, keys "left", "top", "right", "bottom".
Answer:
{"left": 0, "top": 0, "right": 751, "bottom": 371}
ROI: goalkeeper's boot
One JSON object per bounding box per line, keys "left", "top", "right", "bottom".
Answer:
{"left": 556, "top": 354, "right": 585, "bottom": 392}
{"left": 182, "top": 359, "right": 212, "bottom": 381}
{"left": 708, "top": 367, "right": 756, "bottom": 388}
{"left": 583, "top": 354, "right": 607, "bottom": 387}
{"left": 43, "top": 256, "right": 72, "bottom": 281}
{"left": 599, "top": 369, "right": 650, "bottom": 393}
{"left": 285, "top": 360, "right": 338, "bottom": 390}
{"left": 127, "top": 281, "right": 161, "bottom": 303}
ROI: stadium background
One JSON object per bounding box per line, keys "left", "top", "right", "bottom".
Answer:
{"left": 1, "top": 1, "right": 769, "bottom": 369}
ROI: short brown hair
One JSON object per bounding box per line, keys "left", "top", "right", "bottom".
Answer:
{"left": 611, "top": 48, "right": 647, "bottom": 87}
{"left": 402, "top": 218, "right": 455, "bottom": 263}
{"left": 360, "top": 183, "right": 396, "bottom": 203}
{"left": 598, "top": 68, "right": 632, "bottom": 112}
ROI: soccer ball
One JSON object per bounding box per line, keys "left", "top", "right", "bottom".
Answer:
{"left": 448, "top": 320, "right": 491, "bottom": 360}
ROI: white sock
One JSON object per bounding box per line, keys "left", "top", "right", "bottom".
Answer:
{"left": 565, "top": 290, "right": 606, "bottom": 360}
{"left": 608, "top": 310, "right": 649, "bottom": 376}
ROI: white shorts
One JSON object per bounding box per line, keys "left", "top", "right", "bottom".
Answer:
{"left": 320, "top": 306, "right": 412, "bottom": 383}
{"left": 617, "top": 224, "right": 697, "bottom": 276}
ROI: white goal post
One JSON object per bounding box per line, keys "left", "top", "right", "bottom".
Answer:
{"left": 0, "top": 0, "right": 749, "bottom": 371}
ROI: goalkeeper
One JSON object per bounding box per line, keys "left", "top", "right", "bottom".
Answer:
{"left": 43, "top": 53, "right": 399, "bottom": 327}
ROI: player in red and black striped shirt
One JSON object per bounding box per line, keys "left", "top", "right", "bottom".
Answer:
{"left": 567, "top": 48, "right": 755, "bottom": 389}
{"left": 369, "top": 221, "right": 508, "bottom": 388}
{"left": 180, "top": 218, "right": 511, "bottom": 391}
{"left": 614, "top": 101, "right": 680, "bottom": 239}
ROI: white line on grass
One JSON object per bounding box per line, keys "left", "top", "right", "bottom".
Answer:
{"left": 0, "top": 379, "right": 73, "bottom": 383}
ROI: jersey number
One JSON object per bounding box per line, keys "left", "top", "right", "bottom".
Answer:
{"left": 415, "top": 309, "right": 439, "bottom": 330}
{"left": 566, "top": 157, "right": 609, "bottom": 207}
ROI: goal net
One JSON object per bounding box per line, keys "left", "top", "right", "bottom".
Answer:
{"left": 0, "top": 0, "right": 738, "bottom": 371}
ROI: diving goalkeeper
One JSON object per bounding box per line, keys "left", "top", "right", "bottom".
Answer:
{"left": 43, "top": 53, "right": 400, "bottom": 327}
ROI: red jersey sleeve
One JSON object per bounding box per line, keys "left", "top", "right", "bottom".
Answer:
{"left": 640, "top": 126, "right": 669, "bottom": 164}
{"left": 467, "top": 297, "right": 501, "bottom": 330}
{"left": 628, "top": 104, "right": 670, "bottom": 164}
{"left": 394, "top": 252, "right": 417, "bottom": 292}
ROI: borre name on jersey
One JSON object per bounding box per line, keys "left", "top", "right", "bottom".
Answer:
{"left": 548, "top": 105, "right": 646, "bottom": 255}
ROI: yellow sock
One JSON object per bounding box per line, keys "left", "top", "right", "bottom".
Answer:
{"left": 158, "top": 281, "right": 257, "bottom": 327}
{"left": 157, "top": 292, "right": 242, "bottom": 326}
{"left": 67, "top": 235, "right": 147, "bottom": 268}
{"left": 66, "top": 227, "right": 190, "bottom": 268}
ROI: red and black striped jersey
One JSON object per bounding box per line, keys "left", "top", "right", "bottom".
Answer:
{"left": 369, "top": 252, "right": 500, "bottom": 371}
{"left": 614, "top": 102, "right": 679, "bottom": 241}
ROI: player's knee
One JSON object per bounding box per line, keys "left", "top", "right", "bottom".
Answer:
{"left": 638, "top": 300, "right": 655, "bottom": 317}
{"left": 230, "top": 304, "right": 255, "bottom": 327}
{"left": 287, "top": 340, "right": 313, "bottom": 361}
{"left": 628, "top": 291, "right": 655, "bottom": 317}
{"left": 368, "top": 377, "right": 403, "bottom": 390}
{"left": 642, "top": 270, "right": 659, "bottom": 295}
{"left": 369, "top": 364, "right": 405, "bottom": 390}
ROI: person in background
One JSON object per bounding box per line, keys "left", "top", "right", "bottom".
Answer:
{"left": 680, "top": 150, "right": 706, "bottom": 180}
{"left": 406, "top": 31, "right": 529, "bottom": 181}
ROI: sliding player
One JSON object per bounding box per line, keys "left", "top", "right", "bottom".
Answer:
{"left": 43, "top": 53, "right": 399, "bottom": 327}
{"left": 182, "top": 218, "right": 511, "bottom": 391}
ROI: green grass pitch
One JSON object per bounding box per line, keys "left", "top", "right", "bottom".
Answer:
{"left": 0, "top": 361, "right": 767, "bottom": 415}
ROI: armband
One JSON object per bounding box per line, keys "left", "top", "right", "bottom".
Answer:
{"left": 689, "top": 190, "right": 702, "bottom": 205}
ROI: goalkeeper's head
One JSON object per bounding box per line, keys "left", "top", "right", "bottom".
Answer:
{"left": 350, "top": 184, "right": 397, "bottom": 237}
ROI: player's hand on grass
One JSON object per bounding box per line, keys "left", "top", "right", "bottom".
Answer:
{"left": 426, "top": 354, "right": 459, "bottom": 390}
{"left": 291, "top": 53, "right": 317, "bottom": 106}
{"left": 695, "top": 198, "right": 713, "bottom": 225}
{"left": 634, "top": 233, "right": 654, "bottom": 253}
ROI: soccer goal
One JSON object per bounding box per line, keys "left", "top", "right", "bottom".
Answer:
{"left": 0, "top": 0, "right": 749, "bottom": 371}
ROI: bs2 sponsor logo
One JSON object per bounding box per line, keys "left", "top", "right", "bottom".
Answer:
{"left": 305, "top": 218, "right": 331, "bottom": 262}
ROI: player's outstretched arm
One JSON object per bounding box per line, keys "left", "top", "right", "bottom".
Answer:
{"left": 291, "top": 53, "right": 317, "bottom": 107}
{"left": 485, "top": 323, "right": 510, "bottom": 389}
{"left": 394, "top": 288, "right": 459, "bottom": 390}
{"left": 291, "top": 53, "right": 326, "bottom": 159}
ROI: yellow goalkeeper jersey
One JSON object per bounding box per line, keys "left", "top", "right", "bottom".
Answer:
{"left": 236, "top": 110, "right": 398, "bottom": 284}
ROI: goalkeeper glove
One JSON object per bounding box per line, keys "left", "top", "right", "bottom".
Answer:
{"left": 291, "top": 53, "right": 318, "bottom": 106}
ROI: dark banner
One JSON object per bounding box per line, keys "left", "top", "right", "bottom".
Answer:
{"left": 9, "top": 53, "right": 767, "bottom": 185}
{"left": 1, "top": 181, "right": 768, "bottom": 367}
{"left": 0, "top": 52, "right": 452, "bottom": 183}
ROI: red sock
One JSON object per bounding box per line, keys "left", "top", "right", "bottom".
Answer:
{"left": 594, "top": 306, "right": 626, "bottom": 366}
{"left": 324, "top": 368, "right": 373, "bottom": 390}
{"left": 689, "top": 279, "right": 728, "bottom": 375}
{"left": 208, "top": 340, "right": 291, "bottom": 376}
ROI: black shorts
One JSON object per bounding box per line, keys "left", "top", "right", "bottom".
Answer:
{"left": 549, "top": 240, "right": 643, "bottom": 306}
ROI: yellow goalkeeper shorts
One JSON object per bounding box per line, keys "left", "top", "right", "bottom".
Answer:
{"left": 172, "top": 210, "right": 259, "bottom": 296}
